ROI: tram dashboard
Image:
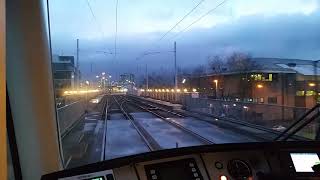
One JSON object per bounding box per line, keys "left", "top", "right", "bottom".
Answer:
{"left": 42, "top": 142, "right": 320, "bottom": 180}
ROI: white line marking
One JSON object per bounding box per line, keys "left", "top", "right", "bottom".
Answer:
{"left": 78, "top": 133, "right": 84, "bottom": 143}
{"left": 57, "top": 101, "right": 81, "bottom": 110}
{"left": 65, "top": 156, "right": 73, "bottom": 168}
{"left": 94, "top": 121, "right": 103, "bottom": 134}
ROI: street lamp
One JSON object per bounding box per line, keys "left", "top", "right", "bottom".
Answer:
{"left": 256, "top": 84, "right": 263, "bottom": 88}
{"left": 102, "top": 72, "right": 105, "bottom": 76}
{"left": 214, "top": 79, "right": 218, "bottom": 98}
{"left": 309, "top": 82, "right": 316, "bottom": 87}
{"left": 85, "top": 80, "right": 90, "bottom": 113}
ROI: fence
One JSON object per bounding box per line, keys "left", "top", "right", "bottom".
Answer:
{"left": 57, "top": 93, "right": 103, "bottom": 135}
{"left": 181, "top": 94, "right": 319, "bottom": 139}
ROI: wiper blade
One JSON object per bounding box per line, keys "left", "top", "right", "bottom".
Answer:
{"left": 274, "top": 103, "right": 320, "bottom": 141}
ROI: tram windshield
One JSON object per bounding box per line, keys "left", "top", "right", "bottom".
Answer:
{"left": 46, "top": 0, "right": 320, "bottom": 169}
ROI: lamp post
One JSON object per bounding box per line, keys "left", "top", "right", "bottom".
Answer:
{"left": 85, "top": 80, "right": 90, "bottom": 113}
{"left": 214, "top": 79, "right": 218, "bottom": 98}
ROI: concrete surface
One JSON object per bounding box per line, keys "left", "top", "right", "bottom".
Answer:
{"left": 131, "top": 112, "right": 204, "bottom": 148}
{"left": 105, "top": 120, "right": 150, "bottom": 160}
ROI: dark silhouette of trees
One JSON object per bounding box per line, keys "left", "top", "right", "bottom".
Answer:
{"left": 226, "top": 52, "right": 257, "bottom": 72}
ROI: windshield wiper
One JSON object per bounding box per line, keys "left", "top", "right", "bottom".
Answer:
{"left": 274, "top": 103, "right": 320, "bottom": 141}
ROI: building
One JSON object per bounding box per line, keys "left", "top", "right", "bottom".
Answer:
{"left": 119, "top": 73, "right": 135, "bottom": 85}
{"left": 186, "top": 58, "right": 320, "bottom": 108}
{"left": 52, "top": 55, "right": 81, "bottom": 96}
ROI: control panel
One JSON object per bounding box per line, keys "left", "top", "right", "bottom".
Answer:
{"left": 134, "top": 155, "right": 209, "bottom": 180}
{"left": 144, "top": 158, "right": 203, "bottom": 180}
{"left": 42, "top": 142, "right": 320, "bottom": 180}
{"left": 201, "top": 151, "right": 270, "bottom": 180}
{"left": 58, "top": 169, "right": 114, "bottom": 180}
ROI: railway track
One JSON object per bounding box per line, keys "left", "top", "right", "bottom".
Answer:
{"left": 111, "top": 95, "right": 161, "bottom": 151}
{"left": 125, "top": 97, "right": 215, "bottom": 145}
{"left": 127, "top": 95, "right": 306, "bottom": 141}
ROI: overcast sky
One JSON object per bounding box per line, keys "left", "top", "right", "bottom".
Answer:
{"left": 48, "top": 0, "right": 320, "bottom": 79}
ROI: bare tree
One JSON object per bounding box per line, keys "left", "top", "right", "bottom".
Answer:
{"left": 226, "top": 52, "right": 257, "bottom": 72}
{"left": 207, "top": 55, "right": 225, "bottom": 74}
{"left": 225, "top": 52, "right": 259, "bottom": 99}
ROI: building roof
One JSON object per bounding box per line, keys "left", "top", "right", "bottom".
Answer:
{"left": 254, "top": 58, "right": 320, "bottom": 76}
{"left": 190, "top": 58, "right": 319, "bottom": 78}
{"left": 52, "top": 55, "right": 76, "bottom": 72}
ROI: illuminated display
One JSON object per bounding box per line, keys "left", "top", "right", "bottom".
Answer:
{"left": 290, "top": 153, "right": 320, "bottom": 172}
{"left": 251, "top": 73, "right": 273, "bottom": 81}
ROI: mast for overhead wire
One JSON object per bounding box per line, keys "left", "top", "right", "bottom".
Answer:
{"left": 77, "top": 39, "right": 80, "bottom": 88}
{"left": 146, "top": 64, "right": 149, "bottom": 90}
{"left": 114, "top": 0, "right": 119, "bottom": 59}
{"left": 174, "top": 41, "right": 177, "bottom": 91}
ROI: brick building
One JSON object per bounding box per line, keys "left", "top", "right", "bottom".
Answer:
{"left": 185, "top": 58, "right": 320, "bottom": 108}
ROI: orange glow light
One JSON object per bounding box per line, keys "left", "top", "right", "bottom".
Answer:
{"left": 309, "top": 83, "right": 316, "bottom": 87}
{"left": 256, "top": 84, "right": 263, "bottom": 88}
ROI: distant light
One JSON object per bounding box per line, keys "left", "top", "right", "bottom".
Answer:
{"left": 220, "top": 175, "right": 228, "bottom": 180}
{"left": 63, "top": 89, "right": 100, "bottom": 96}
{"left": 176, "top": 89, "right": 181, "bottom": 92}
{"left": 96, "top": 75, "right": 99, "bottom": 78}
{"left": 192, "top": 88, "right": 197, "bottom": 92}
{"left": 243, "top": 106, "right": 248, "bottom": 109}
{"left": 102, "top": 72, "right": 105, "bottom": 75}
{"left": 214, "top": 79, "right": 218, "bottom": 83}
{"left": 309, "top": 82, "right": 316, "bottom": 87}
{"left": 233, "top": 103, "right": 237, "bottom": 107}
{"left": 102, "top": 77, "right": 105, "bottom": 79}
{"left": 257, "top": 84, "right": 263, "bottom": 88}
{"left": 109, "top": 75, "right": 112, "bottom": 78}
{"left": 166, "top": 89, "right": 170, "bottom": 92}
{"left": 155, "top": 89, "right": 158, "bottom": 92}
{"left": 85, "top": 80, "right": 90, "bottom": 85}
{"left": 183, "top": 88, "right": 188, "bottom": 92}
{"left": 171, "top": 89, "right": 175, "bottom": 92}
{"left": 71, "top": 75, "right": 74, "bottom": 78}
{"left": 90, "top": 99, "right": 99, "bottom": 104}
{"left": 182, "top": 78, "right": 186, "bottom": 84}
{"left": 214, "top": 118, "right": 219, "bottom": 121}
{"left": 162, "top": 89, "right": 165, "bottom": 92}
{"left": 140, "top": 89, "right": 145, "bottom": 92}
